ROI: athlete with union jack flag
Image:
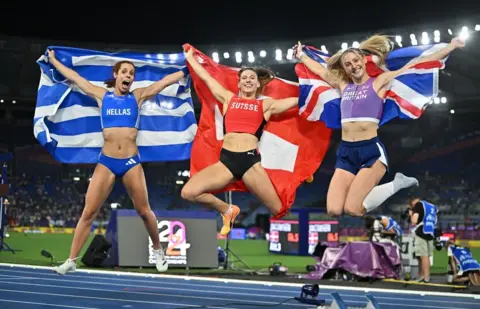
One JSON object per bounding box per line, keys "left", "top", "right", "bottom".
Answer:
{"left": 294, "top": 35, "right": 465, "bottom": 218}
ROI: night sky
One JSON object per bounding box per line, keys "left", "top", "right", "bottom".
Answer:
{"left": 0, "top": 3, "right": 476, "bottom": 45}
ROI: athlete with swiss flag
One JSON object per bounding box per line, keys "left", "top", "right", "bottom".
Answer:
{"left": 180, "top": 44, "right": 332, "bottom": 236}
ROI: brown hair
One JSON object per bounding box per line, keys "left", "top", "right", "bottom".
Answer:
{"left": 238, "top": 66, "right": 275, "bottom": 97}
{"left": 327, "top": 34, "right": 393, "bottom": 83}
{"left": 104, "top": 60, "right": 135, "bottom": 88}
{"left": 408, "top": 196, "right": 420, "bottom": 208}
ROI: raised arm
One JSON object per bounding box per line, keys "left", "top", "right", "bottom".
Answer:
{"left": 184, "top": 46, "right": 233, "bottom": 104}
{"left": 295, "top": 42, "right": 341, "bottom": 89}
{"left": 264, "top": 97, "right": 298, "bottom": 117}
{"left": 375, "top": 37, "right": 465, "bottom": 90}
{"left": 134, "top": 69, "right": 186, "bottom": 105}
{"left": 47, "top": 50, "right": 106, "bottom": 103}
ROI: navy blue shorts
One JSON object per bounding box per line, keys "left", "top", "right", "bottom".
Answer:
{"left": 98, "top": 153, "right": 141, "bottom": 177}
{"left": 335, "top": 137, "right": 388, "bottom": 175}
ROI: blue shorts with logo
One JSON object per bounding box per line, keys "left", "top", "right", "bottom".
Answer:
{"left": 98, "top": 153, "right": 141, "bottom": 177}
{"left": 335, "top": 137, "right": 388, "bottom": 175}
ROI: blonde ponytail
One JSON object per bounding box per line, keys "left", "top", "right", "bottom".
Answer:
{"left": 326, "top": 34, "right": 393, "bottom": 83}
{"left": 358, "top": 34, "right": 393, "bottom": 66}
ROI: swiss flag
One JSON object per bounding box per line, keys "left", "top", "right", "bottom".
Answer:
{"left": 186, "top": 44, "right": 332, "bottom": 219}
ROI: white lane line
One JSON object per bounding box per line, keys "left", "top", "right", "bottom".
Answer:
{"left": 0, "top": 281, "right": 310, "bottom": 307}
{"left": 0, "top": 298, "right": 100, "bottom": 309}
{"left": 0, "top": 288, "right": 242, "bottom": 309}
{"left": 1, "top": 263, "right": 477, "bottom": 299}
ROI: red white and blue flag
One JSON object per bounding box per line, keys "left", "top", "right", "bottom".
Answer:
{"left": 295, "top": 44, "right": 450, "bottom": 129}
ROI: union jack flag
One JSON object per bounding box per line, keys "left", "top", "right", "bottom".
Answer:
{"left": 295, "top": 43, "right": 450, "bottom": 129}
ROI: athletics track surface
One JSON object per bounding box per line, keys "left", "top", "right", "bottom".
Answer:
{"left": 0, "top": 264, "right": 479, "bottom": 308}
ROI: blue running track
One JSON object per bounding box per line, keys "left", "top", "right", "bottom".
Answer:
{"left": 0, "top": 264, "right": 479, "bottom": 308}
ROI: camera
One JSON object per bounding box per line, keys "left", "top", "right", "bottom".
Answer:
{"left": 434, "top": 238, "right": 444, "bottom": 251}
{"left": 401, "top": 209, "right": 410, "bottom": 221}
{"left": 364, "top": 216, "right": 383, "bottom": 242}
{"left": 433, "top": 228, "right": 443, "bottom": 251}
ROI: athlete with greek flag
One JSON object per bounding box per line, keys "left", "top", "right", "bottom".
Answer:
{"left": 41, "top": 48, "right": 189, "bottom": 275}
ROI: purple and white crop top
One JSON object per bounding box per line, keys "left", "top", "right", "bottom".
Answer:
{"left": 340, "top": 78, "right": 384, "bottom": 124}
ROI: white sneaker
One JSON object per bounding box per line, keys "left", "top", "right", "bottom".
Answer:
{"left": 154, "top": 249, "right": 168, "bottom": 272}
{"left": 53, "top": 258, "right": 76, "bottom": 275}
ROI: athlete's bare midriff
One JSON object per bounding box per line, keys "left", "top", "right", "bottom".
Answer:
{"left": 222, "top": 133, "right": 259, "bottom": 152}
{"left": 341, "top": 121, "right": 378, "bottom": 142}
{"left": 102, "top": 127, "right": 139, "bottom": 158}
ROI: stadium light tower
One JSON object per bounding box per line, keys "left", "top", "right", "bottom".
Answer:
{"left": 247, "top": 51, "right": 255, "bottom": 62}
{"left": 286, "top": 48, "right": 294, "bottom": 60}
{"left": 421, "top": 32, "right": 429, "bottom": 45}
{"left": 275, "top": 49, "right": 282, "bottom": 61}
{"left": 460, "top": 26, "right": 469, "bottom": 40}
{"left": 410, "top": 34, "right": 417, "bottom": 46}
{"left": 212, "top": 52, "right": 219, "bottom": 63}
{"left": 395, "top": 35, "right": 402, "bottom": 47}
{"left": 235, "top": 51, "right": 242, "bottom": 63}
{"left": 434, "top": 30, "right": 440, "bottom": 43}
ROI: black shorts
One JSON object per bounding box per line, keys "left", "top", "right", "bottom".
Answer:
{"left": 220, "top": 148, "right": 261, "bottom": 180}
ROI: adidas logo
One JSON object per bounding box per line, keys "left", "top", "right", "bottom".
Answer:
{"left": 125, "top": 158, "right": 137, "bottom": 166}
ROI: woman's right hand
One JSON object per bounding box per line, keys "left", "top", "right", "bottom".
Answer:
{"left": 183, "top": 45, "right": 193, "bottom": 59}
{"left": 294, "top": 41, "right": 303, "bottom": 59}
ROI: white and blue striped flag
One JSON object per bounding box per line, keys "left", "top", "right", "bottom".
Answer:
{"left": 34, "top": 46, "right": 197, "bottom": 163}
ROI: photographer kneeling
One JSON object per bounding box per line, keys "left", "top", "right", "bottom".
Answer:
{"left": 446, "top": 241, "right": 480, "bottom": 286}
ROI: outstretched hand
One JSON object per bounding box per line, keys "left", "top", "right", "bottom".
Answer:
{"left": 294, "top": 41, "right": 303, "bottom": 59}
{"left": 47, "top": 49, "right": 56, "bottom": 61}
{"left": 451, "top": 37, "right": 466, "bottom": 49}
{"left": 183, "top": 44, "right": 193, "bottom": 59}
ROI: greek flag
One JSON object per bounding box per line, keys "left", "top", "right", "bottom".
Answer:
{"left": 295, "top": 44, "right": 449, "bottom": 129}
{"left": 34, "top": 46, "right": 197, "bottom": 163}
